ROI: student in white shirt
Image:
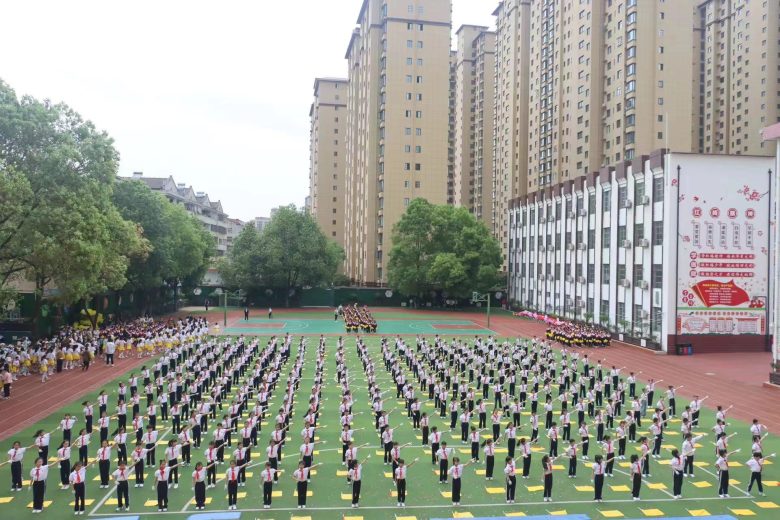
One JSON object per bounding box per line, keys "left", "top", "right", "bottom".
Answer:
{"left": 447, "top": 456, "right": 474, "bottom": 506}
{"left": 260, "top": 461, "right": 281, "bottom": 509}
{"left": 746, "top": 452, "right": 775, "bottom": 496}
{"left": 111, "top": 462, "right": 131, "bottom": 511}
{"left": 348, "top": 455, "right": 370, "bottom": 508}
{"left": 29, "top": 457, "right": 56, "bottom": 513}
{"left": 716, "top": 448, "right": 740, "bottom": 498}
{"left": 394, "top": 457, "right": 419, "bottom": 507}
{"left": 7, "top": 440, "right": 31, "bottom": 491}
{"left": 591, "top": 453, "right": 611, "bottom": 502}
{"left": 69, "top": 460, "right": 90, "bottom": 514}
{"left": 669, "top": 448, "right": 685, "bottom": 498}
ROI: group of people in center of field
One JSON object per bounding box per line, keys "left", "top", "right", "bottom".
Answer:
{"left": 546, "top": 321, "right": 611, "bottom": 348}
{"left": 341, "top": 304, "right": 377, "bottom": 334}
{"left": 2, "top": 324, "right": 776, "bottom": 514}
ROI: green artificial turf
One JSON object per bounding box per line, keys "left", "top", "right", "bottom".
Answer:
{"left": 0, "top": 335, "right": 778, "bottom": 520}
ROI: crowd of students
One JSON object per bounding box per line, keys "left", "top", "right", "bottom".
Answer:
{"left": 546, "top": 322, "right": 611, "bottom": 348}
{"left": 342, "top": 305, "right": 377, "bottom": 334}
{"left": 0, "top": 317, "right": 194, "bottom": 399}
{"left": 1, "top": 323, "right": 776, "bottom": 514}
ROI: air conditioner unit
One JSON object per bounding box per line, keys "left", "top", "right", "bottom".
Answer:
{"left": 578, "top": 208, "right": 587, "bottom": 216}
{"left": 539, "top": 216, "right": 546, "bottom": 223}
{"left": 575, "top": 300, "right": 585, "bottom": 308}
{"left": 565, "top": 298, "right": 574, "bottom": 306}
{"left": 547, "top": 244, "right": 555, "bottom": 251}
{"left": 622, "top": 199, "right": 633, "bottom": 209}
{"left": 640, "top": 195, "right": 651, "bottom": 205}
{"left": 638, "top": 280, "right": 649, "bottom": 289}
{"left": 546, "top": 274, "right": 554, "bottom": 281}
{"left": 565, "top": 275, "right": 574, "bottom": 283}
{"left": 639, "top": 238, "right": 650, "bottom": 248}
{"left": 640, "top": 310, "right": 650, "bottom": 319}
{"left": 567, "top": 211, "right": 575, "bottom": 219}
{"left": 577, "top": 276, "right": 586, "bottom": 284}
{"left": 621, "top": 278, "right": 632, "bottom": 288}
{"left": 567, "top": 243, "right": 575, "bottom": 251}
{"left": 577, "top": 243, "right": 587, "bottom": 250}
{"left": 621, "top": 240, "right": 632, "bottom": 248}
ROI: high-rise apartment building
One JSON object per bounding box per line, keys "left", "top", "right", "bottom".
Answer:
{"left": 453, "top": 25, "right": 496, "bottom": 223}
{"left": 344, "top": 0, "right": 452, "bottom": 285}
{"left": 694, "top": 0, "right": 780, "bottom": 155}
{"left": 447, "top": 50, "right": 457, "bottom": 205}
{"left": 309, "top": 78, "right": 348, "bottom": 247}
{"left": 492, "top": 0, "right": 531, "bottom": 267}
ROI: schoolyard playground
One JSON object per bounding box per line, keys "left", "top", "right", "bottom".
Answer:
{"left": 0, "top": 332, "right": 779, "bottom": 519}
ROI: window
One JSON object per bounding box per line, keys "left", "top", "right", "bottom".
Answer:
{"left": 588, "top": 193, "right": 596, "bottom": 212}
{"left": 404, "top": 127, "right": 411, "bottom": 135}
{"left": 404, "top": 198, "right": 410, "bottom": 207}
{"left": 627, "top": 29, "right": 636, "bottom": 41}
{"left": 618, "top": 185, "right": 628, "bottom": 207}
{"left": 405, "top": 75, "right": 412, "bottom": 83}
{"left": 415, "top": 128, "right": 422, "bottom": 136}
{"left": 633, "top": 265, "right": 644, "bottom": 286}
{"left": 602, "top": 227, "right": 611, "bottom": 249}
{"left": 414, "top": 181, "right": 421, "bottom": 188}
{"left": 601, "top": 263, "right": 611, "bottom": 283}
{"left": 406, "top": 57, "right": 413, "bottom": 65}
{"left": 416, "top": 76, "right": 423, "bottom": 83}
{"left": 617, "top": 265, "right": 627, "bottom": 282}
{"left": 652, "top": 220, "right": 664, "bottom": 245}
{"left": 652, "top": 264, "right": 663, "bottom": 286}
{"left": 404, "top": 145, "right": 411, "bottom": 152}
{"left": 415, "top": 145, "right": 422, "bottom": 153}
{"left": 406, "top": 40, "right": 413, "bottom": 48}
{"left": 414, "top": 163, "right": 421, "bottom": 171}
{"left": 417, "top": 41, "right": 423, "bottom": 48}
{"left": 617, "top": 225, "right": 627, "bottom": 243}
{"left": 652, "top": 176, "right": 664, "bottom": 201}
{"left": 634, "top": 181, "right": 645, "bottom": 201}
{"left": 588, "top": 229, "right": 596, "bottom": 248}
{"left": 602, "top": 190, "right": 611, "bottom": 212}
{"left": 588, "top": 263, "right": 595, "bottom": 280}
{"left": 403, "top": 162, "right": 410, "bottom": 171}
{"left": 634, "top": 223, "right": 644, "bottom": 240}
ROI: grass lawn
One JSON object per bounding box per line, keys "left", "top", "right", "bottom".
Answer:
{"left": 0, "top": 335, "right": 778, "bottom": 519}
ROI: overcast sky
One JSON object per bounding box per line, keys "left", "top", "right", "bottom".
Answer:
{"left": 1, "top": 0, "right": 495, "bottom": 221}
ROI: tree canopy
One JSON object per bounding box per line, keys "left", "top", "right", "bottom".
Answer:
{"left": 387, "top": 198, "right": 502, "bottom": 299}
{"left": 220, "top": 205, "right": 344, "bottom": 306}
{"left": 0, "top": 79, "right": 148, "bottom": 314}
{"left": 112, "top": 179, "right": 214, "bottom": 292}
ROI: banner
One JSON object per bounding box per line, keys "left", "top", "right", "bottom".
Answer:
{"left": 675, "top": 155, "right": 771, "bottom": 335}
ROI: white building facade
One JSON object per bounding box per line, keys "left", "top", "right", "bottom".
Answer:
{"left": 508, "top": 151, "right": 773, "bottom": 353}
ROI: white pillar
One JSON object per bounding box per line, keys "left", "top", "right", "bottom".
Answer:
{"left": 773, "top": 138, "right": 780, "bottom": 367}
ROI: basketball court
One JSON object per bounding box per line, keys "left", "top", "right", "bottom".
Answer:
{"left": 223, "top": 316, "right": 496, "bottom": 335}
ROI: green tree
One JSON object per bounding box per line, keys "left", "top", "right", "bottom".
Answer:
{"left": 387, "top": 199, "right": 502, "bottom": 299}
{"left": 219, "top": 205, "right": 343, "bottom": 306}
{"left": 0, "top": 79, "right": 147, "bottom": 326}
{"left": 112, "top": 180, "right": 214, "bottom": 296}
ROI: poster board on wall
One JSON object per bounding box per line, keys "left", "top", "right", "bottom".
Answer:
{"left": 675, "top": 155, "right": 772, "bottom": 336}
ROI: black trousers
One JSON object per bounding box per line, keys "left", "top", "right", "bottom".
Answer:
{"left": 594, "top": 474, "right": 604, "bottom": 500}
{"left": 718, "top": 470, "right": 729, "bottom": 496}
{"left": 117, "top": 481, "right": 129, "bottom": 508}
{"left": 73, "top": 482, "right": 85, "bottom": 511}
{"left": 452, "top": 477, "right": 461, "bottom": 502}
{"left": 673, "top": 470, "right": 683, "bottom": 496}
{"left": 486, "top": 455, "right": 494, "bottom": 478}
{"left": 506, "top": 475, "right": 516, "bottom": 501}
{"left": 156, "top": 481, "right": 168, "bottom": 508}
{"left": 10, "top": 461, "right": 22, "bottom": 489}
{"left": 684, "top": 455, "right": 695, "bottom": 475}
{"left": 297, "top": 480, "right": 308, "bottom": 505}
{"left": 32, "top": 480, "right": 45, "bottom": 510}
{"left": 60, "top": 460, "right": 71, "bottom": 486}
{"left": 439, "top": 459, "right": 449, "bottom": 482}
{"left": 543, "top": 473, "right": 553, "bottom": 498}
{"left": 632, "top": 473, "right": 642, "bottom": 498}
{"left": 748, "top": 472, "right": 763, "bottom": 493}
{"left": 431, "top": 443, "right": 439, "bottom": 464}
{"left": 194, "top": 481, "right": 206, "bottom": 507}
{"left": 522, "top": 455, "right": 532, "bottom": 477}
{"left": 352, "top": 479, "right": 361, "bottom": 504}
{"left": 134, "top": 461, "right": 144, "bottom": 483}
{"left": 99, "top": 459, "right": 110, "bottom": 485}
{"left": 227, "top": 480, "right": 238, "bottom": 506}
{"left": 263, "top": 481, "right": 273, "bottom": 505}
{"left": 396, "top": 478, "right": 406, "bottom": 503}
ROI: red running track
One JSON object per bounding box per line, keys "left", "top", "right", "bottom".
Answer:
{"left": 1, "top": 307, "right": 778, "bottom": 441}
